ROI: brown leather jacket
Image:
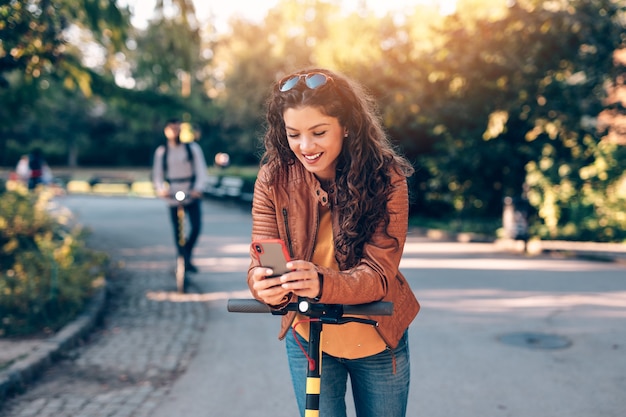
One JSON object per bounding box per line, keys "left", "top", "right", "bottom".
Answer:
{"left": 247, "top": 163, "right": 420, "bottom": 349}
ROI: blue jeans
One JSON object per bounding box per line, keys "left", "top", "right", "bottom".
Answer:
{"left": 286, "top": 329, "right": 410, "bottom": 417}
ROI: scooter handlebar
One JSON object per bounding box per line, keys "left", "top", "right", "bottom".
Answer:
{"left": 227, "top": 298, "right": 393, "bottom": 316}
{"left": 227, "top": 299, "right": 272, "bottom": 313}
{"left": 343, "top": 302, "right": 393, "bottom": 316}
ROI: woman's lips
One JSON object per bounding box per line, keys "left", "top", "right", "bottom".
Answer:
{"left": 303, "top": 152, "right": 322, "bottom": 161}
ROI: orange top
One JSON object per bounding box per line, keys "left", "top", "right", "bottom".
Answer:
{"left": 293, "top": 205, "right": 386, "bottom": 358}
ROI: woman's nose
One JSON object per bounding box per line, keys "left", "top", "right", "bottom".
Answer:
{"left": 300, "top": 135, "right": 316, "bottom": 151}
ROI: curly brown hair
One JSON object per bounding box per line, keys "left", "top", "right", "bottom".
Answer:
{"left": 260, "top": 68, "right": 414, "bottom": 267}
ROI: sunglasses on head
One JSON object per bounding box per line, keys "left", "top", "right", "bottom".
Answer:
{"left": 279, "top": 72, "right": 333, "bottom": 92}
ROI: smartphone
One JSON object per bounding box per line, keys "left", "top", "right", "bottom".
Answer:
{"left": 252, "top": 239, "right": 291, "bottom": 277}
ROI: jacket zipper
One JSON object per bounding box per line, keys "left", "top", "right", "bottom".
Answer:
{"left": 279, "top": 200, "right": 321, "bottom": 340}
{"left": 282, "top": 207, "right": 294, "bottom": 258}
{"left": 309, "top": 204, "right": 320, "bottom": 261}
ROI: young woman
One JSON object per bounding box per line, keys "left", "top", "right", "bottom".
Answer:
{"left": 247, "top": 68, "right": 420, "bottom": 417}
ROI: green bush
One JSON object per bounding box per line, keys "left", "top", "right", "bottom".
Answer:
{"left": 0, "top": 188, "right": 107, "bottom": 337}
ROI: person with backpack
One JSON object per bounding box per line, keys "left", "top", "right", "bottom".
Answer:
{"left": 15, "top": 149, "right": 53, "bottom": 190}
{"left": 152, "top": 118, "right": 208, "bottom": 273}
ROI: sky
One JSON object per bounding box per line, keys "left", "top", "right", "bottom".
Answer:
{"left": 119, "top": 0, "right": 458, "bottom": 32}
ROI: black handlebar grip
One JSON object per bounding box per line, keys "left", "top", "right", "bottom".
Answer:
{"left": 227, "top": 298, "right": 272, "bottom": 313}
{"left": 343, "top": 302, "right": 394, "bottom": 316}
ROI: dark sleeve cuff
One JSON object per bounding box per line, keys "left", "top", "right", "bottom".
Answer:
{"left": 313, "top": 272, "right": 324, "bottom": 302}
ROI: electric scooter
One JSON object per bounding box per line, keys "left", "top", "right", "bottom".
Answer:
{"left": 227, "top": 297, "right": 393, "bottom": 416}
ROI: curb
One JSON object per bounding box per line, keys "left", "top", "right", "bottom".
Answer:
{"left": 495, "top": 238, "right": 626, "bottom": 264}
{"left": 0, "top": 283, "right": 107, "bottom": 404}
{"left": 410, "top": 228, "right": 626, "bottom": 264}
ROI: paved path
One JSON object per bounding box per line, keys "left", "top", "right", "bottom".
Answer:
{"left": 1, "top": 195, "right": 625, "bottom": 417}
{"left": 0, "top": 195, "right": 217, "bottom": 416}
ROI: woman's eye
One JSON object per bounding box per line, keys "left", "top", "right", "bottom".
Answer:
{"left": 287, "top": 133, "right": 300, "bottom": 138}
{"left": 313, "top": 131, "right": 326, "bottom": 137}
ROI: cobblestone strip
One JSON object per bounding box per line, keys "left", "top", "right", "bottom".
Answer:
{"left": 0, "top": 265, "right": 209, "bottom": 417}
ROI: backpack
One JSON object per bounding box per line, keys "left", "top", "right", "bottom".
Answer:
{"left": 28, "top": 153, "right": 43, "bottom": 179}
{"left": 162, "top": 142, "right": 196, "bottom": 188}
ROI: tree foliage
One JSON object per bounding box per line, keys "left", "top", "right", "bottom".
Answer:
{"left": 1, "top": 0, "right": 624, "bottom": 241}
{"left": 0, "top": 0, "right": 129, "bottom": 90}
{"left": 0, "top": 0, "right": 131, "bottom": 164}
{"left": 420, "top": 0, "right": 626, "bottom": 240}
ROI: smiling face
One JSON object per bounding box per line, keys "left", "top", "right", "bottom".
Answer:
{"left": 283, "top": 106, "right": 345, "bottom": 181}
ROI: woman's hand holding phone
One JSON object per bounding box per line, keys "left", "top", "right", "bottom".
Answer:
{"left": 278, "top": 260, "right": 320, "bottom": 299}
{"left": 251, "top": 239, "right": 292, "bottom": 305}
{"left": 251, "top": 239, "right": 321, "bottom": 303}
{"left": 250, "top": 266, "right": 291, "bottom": 306}
{"left": 251, "top": 261, "right": 320, "bottom": 303}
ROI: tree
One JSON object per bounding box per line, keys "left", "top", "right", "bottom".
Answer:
{"left": 0, "top": 0, "right": 130, "bottom": 165}
{"left": 413, "top": 0, "right": 626, "bottom": 239}
{"left": 209, "top": 0, "right": 337, "bottom": 162}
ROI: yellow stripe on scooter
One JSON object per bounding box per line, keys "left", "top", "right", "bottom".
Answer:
{"left": 306, "top": 377, "right": 320, "bottom": 394}
{"left": 305, "top": 410, "right": 319, "bottom": 417}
